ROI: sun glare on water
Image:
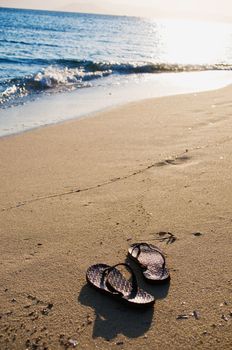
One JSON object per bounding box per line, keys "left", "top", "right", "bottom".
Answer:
{"left": 148, "top": 19, "right": 232, "bottom": 65}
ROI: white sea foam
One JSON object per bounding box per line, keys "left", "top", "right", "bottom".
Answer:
{"left": 0, "top": 65, "right": 113, "bottom": 106}
{"left": 33, "top": 66, "right": 112, "bottom": 89}
{"left": 0, "top": 84, "right": 28, "bottom": 105}
{"left": 1, "top": 85, "right": 18, "bottom": 97}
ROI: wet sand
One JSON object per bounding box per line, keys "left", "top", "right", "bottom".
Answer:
{"left": 0, "top": 86, "right": 232, "bottom": 349}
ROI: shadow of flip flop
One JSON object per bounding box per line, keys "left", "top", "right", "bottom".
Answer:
{"left": 78, "top": 283, "right": 154, "bottom": 340}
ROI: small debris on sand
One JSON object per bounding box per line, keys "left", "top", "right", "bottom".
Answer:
{"left": 154, "top": 231, "right": 177, "bottom": 244}
{"left": 192, "top": 310, "right": 200, "bottom": 320}
{"left": 68, "top": 339, "right": 78, "bottom": 347}
{"left": 116, "top": 341, "right": 124, "bottom": 346}
{"left": 59, "top": 335, "right": 78, "bottom": 348}
{"left": 41, "top": 303, "right": 53, "bottom": 316}
{"left": 176, "top": 314, "right": 189, "bottom": 320}
{"left": 221, "top": 314, "right": 229, "bottom": 322}
{"left": 192, "top": 232, "right": 203, "bottom": 236}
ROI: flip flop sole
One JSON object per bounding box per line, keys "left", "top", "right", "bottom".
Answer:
{"left": 128, "top": 243, "right": 170, "bottom": 283}
{"left": 86, "top": 263, "right": 155, "bottom": 306}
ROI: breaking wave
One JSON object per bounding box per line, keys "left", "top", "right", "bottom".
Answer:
{"left": 1, "top": 58, "right": 232, "bottom": 107}
{"left": 1, "top": 57, "right": 232, "bottom": 72}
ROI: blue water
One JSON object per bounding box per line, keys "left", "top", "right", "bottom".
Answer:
{"left": 1, "top": 7, "right": 232, "bottom": 110}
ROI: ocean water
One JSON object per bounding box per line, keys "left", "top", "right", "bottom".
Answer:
{"left": 1, "top": 7, "right": 232, "bottom": 135}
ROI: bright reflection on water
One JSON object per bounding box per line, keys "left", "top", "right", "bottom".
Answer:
{"left": 143, "top": 19, "right": 232, "bottom": 65}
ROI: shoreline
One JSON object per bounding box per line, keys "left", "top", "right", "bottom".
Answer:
{"left": 1, "top": 70, "right": 232, "bottom": 139}
{"left": 0, "top": 85, "right": 232, "bottom": 349}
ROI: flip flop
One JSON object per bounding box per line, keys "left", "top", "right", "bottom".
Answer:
{"left": 86, "top": 263, "right": 155, "bottom": 307}
{"left": 128, "top": 243, "right": 170, "bottom": 283}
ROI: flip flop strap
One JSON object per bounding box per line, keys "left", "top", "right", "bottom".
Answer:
{"left": 131, "top": 242, "right": 166, "bottom": 270}
{"left": 102, "top": 263, "right": 138, "bottom": 297}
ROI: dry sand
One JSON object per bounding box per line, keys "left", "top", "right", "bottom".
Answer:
{"left": 0, "top": 86, "right": 232, "bottom": 349}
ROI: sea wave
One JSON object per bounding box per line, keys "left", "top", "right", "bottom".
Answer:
{"left": 82, "top": 61, "right": 232, "bottom": 73}
{"left": 0, "top": 38, "right": 60, "bottom": 48}
{"left": 0, "top": 64, "right": 112, "bottom": 107}
{"left": 1, "top": 59, "right": 232, "bottom": 108}
{"left": 1, "top": 57, "right": 232, "bottom": 72}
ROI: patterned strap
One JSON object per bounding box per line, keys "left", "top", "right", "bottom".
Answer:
{"left": 101, "top": 263, "right": 138, "bottom": 297}
{"left": 131, "top": 242, "right": 166, "bottom": 270}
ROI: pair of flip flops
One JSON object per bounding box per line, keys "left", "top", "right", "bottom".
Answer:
{"left": 86, "top": 243, "right": 170, "bottom": 307}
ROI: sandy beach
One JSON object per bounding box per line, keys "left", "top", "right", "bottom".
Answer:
{"left": 0, "top": 86, "right": 232, "bottom": 349}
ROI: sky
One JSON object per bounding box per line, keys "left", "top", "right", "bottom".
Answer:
{"left": 1, "top": 0, "right": 232, "bottom": 22}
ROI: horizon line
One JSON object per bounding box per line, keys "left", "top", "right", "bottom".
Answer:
{"left": 1, "top": 6, "right": 231, "bottom": 24}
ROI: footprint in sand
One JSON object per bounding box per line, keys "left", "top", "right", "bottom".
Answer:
{"left": 155, "top": 155, "right": 191, "bottom": 167}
